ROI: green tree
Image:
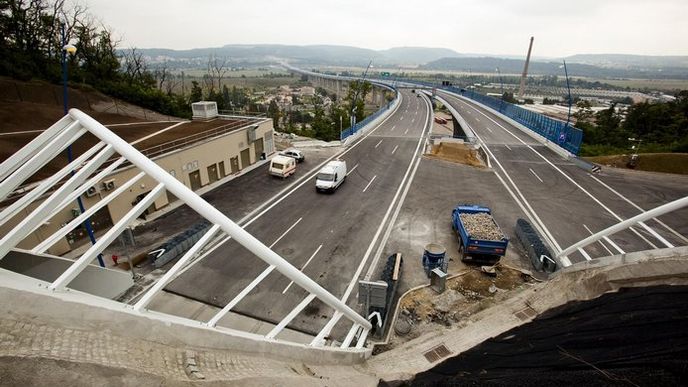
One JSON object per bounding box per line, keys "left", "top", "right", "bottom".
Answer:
{"left": 189, "top": 81, "right": 203, "bottom": 103}
{"left": 267, "top": 100, "right": 281, "bottom": 129}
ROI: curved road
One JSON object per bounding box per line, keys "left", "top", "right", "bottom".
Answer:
{"left": 166, "top": 90, "right": 432, "bottom": 337}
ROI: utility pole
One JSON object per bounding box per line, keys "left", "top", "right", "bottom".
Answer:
{"left": 349, "top": 60, "right": 373, "bottom": 135}
{"left": 518, "top": 36, "right": 534, "bottom": 99}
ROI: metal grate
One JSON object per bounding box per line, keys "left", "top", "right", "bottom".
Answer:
{"left": 515, "top": 306, "right": 538, "bottom": 321}
{"left": 423, "top": 344, "right": 452, "bottom": 363}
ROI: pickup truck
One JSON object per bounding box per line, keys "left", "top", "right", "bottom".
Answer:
{"left": 451, "top": 204, "right": 509, "bottom": 263}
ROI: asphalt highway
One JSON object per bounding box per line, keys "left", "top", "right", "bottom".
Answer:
{"left": 166, "top": 90, "right": 432, "bottom": 337}
{"left": 438, "top": 90, "right": 688, "bottom": 265}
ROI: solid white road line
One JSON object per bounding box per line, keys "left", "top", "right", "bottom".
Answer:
{"left": 362, "top": 175, "right": 377, "bottom": 193}
{"left": 172, "top": 92, "right": 406, "bottom": 279}
{"left": 269, "top": 217, "right": 303, "bottom": 248}
{"left": 504, "top": 144, "right": 512, "bottom": 151}
{"left": 583, "top": 224, "right": 614, "bottom": 256}
{"left": 459, "top": 97, "right": 663, "bottom": 251}
{"left": 391, "top": 145, "right": 399, "bottom": 155}
{"left": 347, "top": 163, "right": 359, "bottom": 176}
{"left": 282, "top": 244, "right": 323, "bottom": 294}
{"left": 588, "top": 174, "right": 688, "bottom": 244}
{"left": 529, "top": 168, "right": 544, "bottom": 183}
{"left": 375, "top": 139, "right": 383, "bottom": 148}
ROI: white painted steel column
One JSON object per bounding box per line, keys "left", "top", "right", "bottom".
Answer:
{"left": 558, "top": 195, "right": 688, "bottom": 260}
{"left": 33, "top": 172, "right": 146, "bottom": 253}
{"left": 0, "top": 124, "right": 84, "bottom": 201}
{"left": 69, "top": 109, "right": 371, "bottom": 331}
{"left": 0, "top": 145, "right": 116, "bottom": 260}
{"left": 0, "top": 142, "right": 104, "bottom": 225}
{"left": 265, "top": 294, "right": 316, "bottom": 339}
{"left": 0, "top": 115, "right": 75, "bottom": 181}
{"left": 50, "top": 183, "right": 165, "bottom": 290}
{"left": 134, "top": 224, "right": 221, "bottom": 311}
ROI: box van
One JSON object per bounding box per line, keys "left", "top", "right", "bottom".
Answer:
{"left": 269, "top": 155, "right": 296, "bottom": 178}
{"left": 315, "top": 160, "right": 347, "bottom": 193}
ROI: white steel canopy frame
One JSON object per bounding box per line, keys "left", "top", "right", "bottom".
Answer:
{"left": 0, "top": 109, "right": 371, "bottom": 351}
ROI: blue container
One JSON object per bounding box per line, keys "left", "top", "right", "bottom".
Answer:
{"left": 422, "top": 243, "right": 446, "bottom": 276}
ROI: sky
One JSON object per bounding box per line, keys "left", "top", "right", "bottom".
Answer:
{"left": 84, "top": 0, "right": 688, "bottom": 57}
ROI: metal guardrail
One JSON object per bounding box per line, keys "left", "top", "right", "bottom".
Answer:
{"left": 140, "top": 117, "right": 261, "bottom": 159}
{"left": 340, "top": 94, "right": 398, "bottom": 140}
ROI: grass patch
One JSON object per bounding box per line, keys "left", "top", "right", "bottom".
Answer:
{"left": 585, "top": 153, "right": 688, "bottom": 175}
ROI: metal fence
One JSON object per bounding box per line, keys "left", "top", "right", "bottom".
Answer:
{"left": 456, "top": 88, "right": 583, "bottom": 155}
{"left": 340, "top": 91, "right": 399, "bottom": 141}
{"left": 371, "top": 77, "right": 584, "bottom": 155}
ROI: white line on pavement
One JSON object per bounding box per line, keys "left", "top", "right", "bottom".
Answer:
{"left": 485, "top": 126, "right": 493, "bottom": 133}
{"left": 529, "top": 168, "right": 544, "bottom": 183}
{"left": 282, "top": 244, "right": 323, "bottom": 294}
{"left": 269, "top": 217, "right": 303, "bottom": 248}
{"left": 362, "top": 175, "right": 377, "bottom": 193}
{"left": 391, "top": 145, "right": 399, "bottom": 154}
{"left": 404, "top": 128, "right": 409, "bottom": 135}
{"left": 583, "top": 224, "right": 614, "bottom": 256}
{"left": 391, "top": 125, "right": 396, "bottom": 131}
{"left": 504, "top": 144, "right": 512, "bottom": 151}
{"left": 347, "top": 163, "right": 359, "bottom": 176}
{"left": 375, "top": 139, "right": 383, "bottom": 148}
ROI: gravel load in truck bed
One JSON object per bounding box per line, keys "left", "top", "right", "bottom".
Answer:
{"left": 459, "top": 213, "right": 505, "bottom": 241}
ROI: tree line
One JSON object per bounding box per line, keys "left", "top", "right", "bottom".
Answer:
{"left": 0, "top": 0, "right": 189, "bottom": 117}
{"left": 575, "top": 92, "right": 688, "bottom": 156}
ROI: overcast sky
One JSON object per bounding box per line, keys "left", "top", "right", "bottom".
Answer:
{"left": 85, "top": 0, "right": 687, "bottom": 57}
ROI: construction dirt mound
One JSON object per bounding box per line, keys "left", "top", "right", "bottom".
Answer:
{"left": 425, "top": 142, "right": 485, "bottom": 168}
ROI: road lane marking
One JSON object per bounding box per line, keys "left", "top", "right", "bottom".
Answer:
{"left": 375, "top": 139, "right": 383, "bottom": 148}
{"left": 485, "top": 126, "right": 493, "bottom": 133}
{"left": 391, "top": 145, "right": 398, "bottom": 154}
{"left": 400, "top": 116, "right": 404, "bottom": 121}
{"left": 391, "top": 125, "right": 396, "bottom": 131}
{"left": 504, "top": 144, "right": 512, "bottom": 151}
{"left": 172, "top": 92, "right": 406, "bottom": 280}
{"left": 476, "top": 117, "right": 480, "bottom": 122}
{"left": 529, "top": 168, "right": 544, "bottom": 183}
{"left": 411, "top": 118, "right": 415, "bottom": 123}
{"left": 282, "top": 244, "right": 323, "bottom": 294}
{"left": 404, "top": 128, "right": 409, "bottom": 135}
{"left": 583, "top": 224, "right": 614, "bottom": 257}
{"left": 269, "top": 217, "right": 303, "bottom": 248}
{"left": 588, "top": 174, "right": 688, "bottom": 244}
{"left": 362, "top": 175, "right": 377, "bottom": 193}
{"left": 346, "top": 163, "right": 359, "bottom": 176}
{"left": 453, "top": 95, "right": 662, "bottom": 251}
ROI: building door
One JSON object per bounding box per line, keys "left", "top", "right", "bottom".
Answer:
{"left": 254, "top": 138, "right": 264, "bottom": 160}
{"left": 230, "top": 157, "right": 239, "bottom": 173}
{"left": 240, "top": 148, "right": 251, "bottom": 169}
{"left": 218, "top": 161, "right": 226, "bottom": 178}
{"left": 207, "top": 163, "right": 219, "bottom": 184}
{"left": 188, "top": 170, "right": 202, "bottom": 190}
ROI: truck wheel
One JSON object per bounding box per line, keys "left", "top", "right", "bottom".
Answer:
{"left": 458, "top": 245, "right": 466, "bottom": 262}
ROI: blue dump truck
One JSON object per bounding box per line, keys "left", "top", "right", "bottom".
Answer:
{"left": 451, "top": 204, "right": 509, "bottom": 264}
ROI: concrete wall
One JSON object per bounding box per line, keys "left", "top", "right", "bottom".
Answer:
{"left": 0, "top": 269, "right": 371, "bottom": 365}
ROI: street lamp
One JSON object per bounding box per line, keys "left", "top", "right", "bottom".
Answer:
{"left": 62, "top": 19, "right": 105, "bottom": 267}
{"left": 559, "top": 60, "right": 573, "bottom": 128}
{"left": 496, "top": 67, "right": 504, "bottom": 111}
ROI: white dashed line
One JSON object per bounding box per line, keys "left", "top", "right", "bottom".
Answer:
{"left": 391, "top": 145, "right": 399, "bottom": 154}
{"left": 375, "top": 139, "right": 383, "bottom": 148}
{"left": 282, "top": 244, "right": 323, "bottom": 294}
{"left": 347, "top": 163, "right": 359, "bottom": 176}
{"left": 529, "top": 168, "right": 544, "bottom": 183}
{"left": 404, "top": 128, "right": 409, "bottom": 135}
{"left": 269, "top": 217, "right": 303, "bottom": 248}
{"left": 362, "top": 175, "right": 377, "bottom": 193}
{"left": 504, "top": 144, "right": 512, "bottom": 151}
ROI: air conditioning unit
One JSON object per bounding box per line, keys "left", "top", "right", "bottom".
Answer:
{"left": 102, "top": 179, "right": 116, "bottom": 191}
{"left": 85, "top": 186, "right": 98, "bottom": 197}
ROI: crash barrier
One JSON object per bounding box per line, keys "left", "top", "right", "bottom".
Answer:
{"left": 148, "top": 221, "right": 211, "bottom": 268}
{"left": 515, "top": 218, "right": 556, "bottom": 273}
{"left": 341, "top": 93, "right": 398, "bottom": 140}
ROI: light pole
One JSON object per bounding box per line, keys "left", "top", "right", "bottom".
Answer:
{"left": 62, "top": 19, "right": 105, "bottom": 267}
{"left": 496, "top": 67, "right": 505, "bottom": 111}
{"left": 560, "top": 60, "right": 573, "bottom": 128}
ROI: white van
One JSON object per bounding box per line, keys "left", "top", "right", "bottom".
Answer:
{"left": 269, "top": 155, "right": 296, "bottom": 178}
{"left": 316, "top": 160, "right": 347, "bottom": 192}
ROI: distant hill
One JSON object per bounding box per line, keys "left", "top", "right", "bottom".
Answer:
{"left": 422, "top": 57, "right": 688, "bottom": 80}
{"left": 136, "top": 44, "right": 462, "bottom": 67}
